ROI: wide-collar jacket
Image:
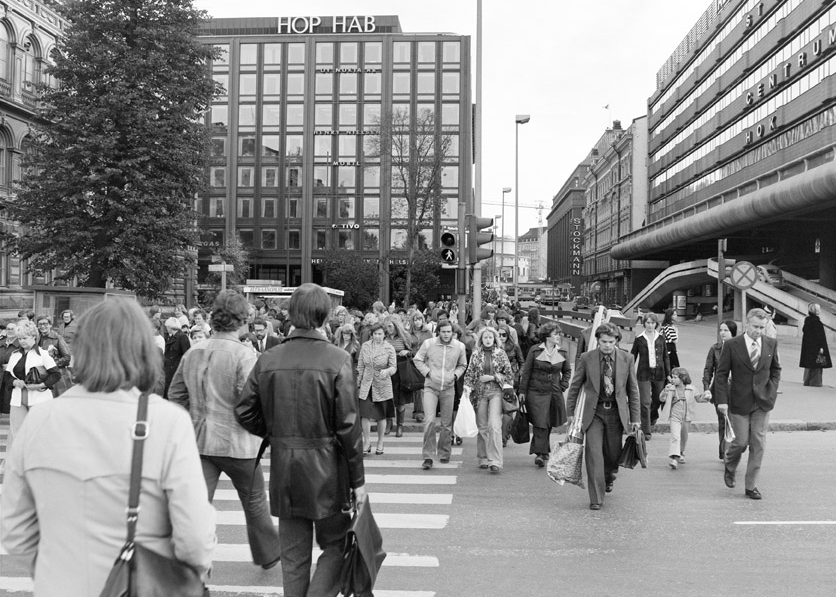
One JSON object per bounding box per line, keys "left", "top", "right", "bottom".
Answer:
{"left": 630, "top": 332, "right": 670, "bottom": 382}
{"left": 714, "top": 334, "right": 781, "bottom": 414}
{"left": 236, "top": 329, "right": 365, "bottom": 520}
{"left": 566, "top": 348, "right": 640, "bottom": 433}
{"left": 518, "top": 344, "right": 571, "bottom": 397}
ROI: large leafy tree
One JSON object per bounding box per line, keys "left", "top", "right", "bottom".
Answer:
{"left": 368, "top": 107, "right": 452, "bottom": 306}
{"left": 320, "top": 248, "right": 379, "bottom": 311}
{"left": 390, "top": 249, "right": 441, "bottom": 310}
{"left": 6, "top": 0, "right": 217, "bottom": 298}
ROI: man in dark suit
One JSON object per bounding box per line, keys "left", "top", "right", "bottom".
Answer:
{"left": 567, "top": 322, "right": 640, "bottom": 510}
{"left": 715, "top": 307, "right": 781, "bottom": 500}
{"left": 253, "top": 318, "right": 281, "bottom": 353}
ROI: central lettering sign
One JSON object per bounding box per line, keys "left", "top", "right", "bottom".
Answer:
{"left": 279, "top": 16, "right": 376, "bottom": 35}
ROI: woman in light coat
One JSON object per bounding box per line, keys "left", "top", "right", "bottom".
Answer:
{"left": 357, "top": 322, "right": 397, "bottom": 454}
{"left": 0, "top": 299, "right": 216, "bottom": 597}
{"left": 5, "top": 320, "right": 61, "bottom": 455}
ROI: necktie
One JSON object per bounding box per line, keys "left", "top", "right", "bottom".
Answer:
{"left": 749, "top": 340, "right": 760, "bottom": 368}
{"left": 603, "top": 355, "right": 614, "bottom": 397}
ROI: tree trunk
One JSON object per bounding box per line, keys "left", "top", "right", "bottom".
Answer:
{"left": 87, "top": 266, "right": 107, "bottom": 288}
{"left": 404, "top": 243, "right": 413, "bottom": 307}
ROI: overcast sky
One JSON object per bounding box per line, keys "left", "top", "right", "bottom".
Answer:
{"left": 193, "top": 0, "right": 712, "bottom": 236}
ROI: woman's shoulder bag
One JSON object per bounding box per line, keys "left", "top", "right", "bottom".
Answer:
{"left": 98, "top": 391, "right": 207, "bottom": 597}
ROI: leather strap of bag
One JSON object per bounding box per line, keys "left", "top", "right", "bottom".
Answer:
{"left": 126, "top": 391, "right": 151, "bottom": 543}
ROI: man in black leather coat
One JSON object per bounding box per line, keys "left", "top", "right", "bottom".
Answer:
{"left": 237, "top": 284, "right": 366, "bottom": 596}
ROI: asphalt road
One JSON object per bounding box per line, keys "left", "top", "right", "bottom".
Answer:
{"left": 2, "top": 424, "right": 834, "bottom": 596}
{"left": 436, "top": 430, "right": 836, "bottom": 597}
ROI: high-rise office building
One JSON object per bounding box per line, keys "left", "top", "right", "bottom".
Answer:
{"left": 197, "top": 15, "right": 472, "bottom": 298}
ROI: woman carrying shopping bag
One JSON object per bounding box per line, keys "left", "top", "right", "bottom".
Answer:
{"left": 518, "top": 322, "right": 572, "bottom": 468}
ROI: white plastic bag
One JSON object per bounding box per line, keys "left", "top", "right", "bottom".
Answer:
{"left": 724, "top": 412, "right": 735, "bottom": 444}
{"left": 453, "top": 387, "right": 478, "bottom": 438}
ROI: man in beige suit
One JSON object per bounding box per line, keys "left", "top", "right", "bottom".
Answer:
{"left": 567, "top": 322, "right": 640, "bottom": 510}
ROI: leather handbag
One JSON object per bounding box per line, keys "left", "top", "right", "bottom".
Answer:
{"left": 510, "top": 403, "right": 530, "bottom": 444}
{"left": 501, "top": 384, "right": 519, "bottom": 414}
{"left": 396, "top": 357, "right": 425, "bottom": 392}
{"left": 98, "top": 391, "right": 207, "bottom": 597}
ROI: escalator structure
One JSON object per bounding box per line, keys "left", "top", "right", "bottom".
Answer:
{"left": 624, "top": 259, "right": 836, "bottom": 337}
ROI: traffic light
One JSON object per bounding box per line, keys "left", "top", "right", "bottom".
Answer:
{"left": 439, "top": 229, "right": 457, "bottom": 265}
{"left": 466, "top": 214, "right": 494, "bottom": 264}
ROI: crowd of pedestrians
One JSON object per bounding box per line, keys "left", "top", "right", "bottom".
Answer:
{"left": 0, "top": 288, "right": 831, "bottom": 594}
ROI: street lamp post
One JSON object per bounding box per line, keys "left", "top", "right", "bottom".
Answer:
{"left": 493, "top": 215, "right": 501, "bottom": 284}
{"left": 514, "top": 115, "right": 530, "bottom": 302}
{"left": 500, "top": 187, "right": 511, "bottom": 287}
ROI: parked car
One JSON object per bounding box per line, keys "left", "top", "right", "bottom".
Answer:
{"left": 757, "top": 263, "right": 787, "bottom": 289}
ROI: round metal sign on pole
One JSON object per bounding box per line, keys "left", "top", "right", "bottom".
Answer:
{"left": 729, "top": 261, "right": 758, "bottom": 290}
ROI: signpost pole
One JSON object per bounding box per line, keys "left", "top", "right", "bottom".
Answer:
{"left": 221, "top": 268, "right": 227, "bottom": 292}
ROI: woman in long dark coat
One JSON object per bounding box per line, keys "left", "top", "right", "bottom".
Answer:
{"left": 800, "top": 302, "right": 832, "bottom": 387}
{"left": 518, "top": 322, "right": 572, "bottom": 467}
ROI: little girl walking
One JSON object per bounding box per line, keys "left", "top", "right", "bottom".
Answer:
{"left": 660, "top": 367, "right": 709, "bottom": 469}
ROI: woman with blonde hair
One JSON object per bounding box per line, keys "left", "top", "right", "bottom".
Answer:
{"left": 463, "top": 327, "right": 513, "bottom": 473}
{"left": 5, "top": 320, "right": 61, "bottom": 455}
{"left": 1, "top": 299, "right": 215, "bottom": 596}
{"left": 334, "top": 322, "right": 360, "bottom": 365}
{"left": 382, "top": 315, "right": 414, "bottom": 437}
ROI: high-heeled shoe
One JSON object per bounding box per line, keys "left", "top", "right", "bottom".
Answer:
{"left": 375, "top": 442, "right": 384, "bottom": 455}
{"left": 363, "top": 445, "right": 372, "bottom": 456}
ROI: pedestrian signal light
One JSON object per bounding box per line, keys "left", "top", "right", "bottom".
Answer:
{"left": 439, "top": 229, "right": 457, "bottom": 264}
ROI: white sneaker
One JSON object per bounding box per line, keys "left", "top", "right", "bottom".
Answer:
{"left": 669, "top": 457, "right": 678, "bottom": 469}
{"left": 678, "top": 455, "right": 686, "bottom": 464}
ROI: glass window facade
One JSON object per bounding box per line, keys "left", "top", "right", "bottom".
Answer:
{"left": 199, "top": 26, "right": 470, "bottom": 284}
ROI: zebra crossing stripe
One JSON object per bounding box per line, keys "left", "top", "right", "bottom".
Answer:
{"left": 241, "top": 474, "right": 457, "bottom": 485}
{"left": 206, "top": 586, "right": 435, "bottom": 597}
{"left": 212, "top": 544, "right": 438, "bottom": 567}
{"left": 0, "top": 577, "right": 436, "bottom": 596}
{"left": 211, "top": 490, "right": 453, "bottom": 505}
{"left": 215, "top": 511, "right": 448, "bottom": 529}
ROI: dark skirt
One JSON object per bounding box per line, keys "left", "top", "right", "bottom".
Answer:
{"left": 391, "top": 355, "right": 412, "bottom": 407}
{"left": 360, "top": 397, "right": 394, "bottom": 421}
{"left": 667, "top": 343, "right": 680, "bottom": 368}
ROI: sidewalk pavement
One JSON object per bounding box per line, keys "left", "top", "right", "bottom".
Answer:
{"left": 620, "top": 314, "right": 835, "bottom": 433}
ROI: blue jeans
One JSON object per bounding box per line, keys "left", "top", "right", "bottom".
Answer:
{"left": 422, "top": 385, "right": 455, "bottom": 461}
{"left": 476, "top": 386, "right": 503, "bottom": 468}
